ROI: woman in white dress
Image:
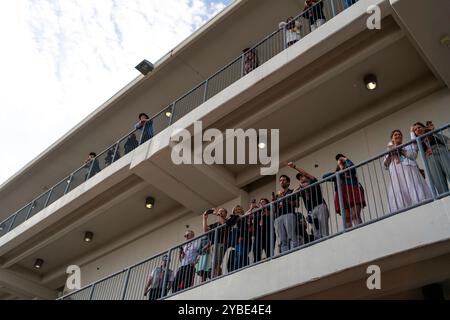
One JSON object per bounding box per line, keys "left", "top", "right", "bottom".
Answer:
{"left": 384, "top": 129, "right": 432, "bottom": 212}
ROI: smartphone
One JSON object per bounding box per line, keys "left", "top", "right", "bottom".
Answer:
{"left": 252, "top": 199, "right": 257, "bottom": 204}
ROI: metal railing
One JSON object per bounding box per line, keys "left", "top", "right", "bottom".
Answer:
{"left": 59, "top": 122, "right": 450, "bottom": 300}
{"left": 0, "top": 0, "right": 360, "bottom": 239}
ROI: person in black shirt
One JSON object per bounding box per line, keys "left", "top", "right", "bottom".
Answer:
{"left": 203, "top": 208, "right": 228, "bottom": 277}
{"left": 288, "top": 162, "right": 330, "bottom": 239}
{"left": 251, "top": 198, "right": 275, "bottom": 262}
{"left": 274, "top": 175, "right": 299, "bottom": 253}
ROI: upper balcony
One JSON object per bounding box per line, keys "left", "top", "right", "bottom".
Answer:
{"left": 0, "top": 0, "right": 450, "bottom": 299}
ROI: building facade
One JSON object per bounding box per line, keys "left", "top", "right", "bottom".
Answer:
{"left": 0, "top": 0, "right": 450, "bottom": 300}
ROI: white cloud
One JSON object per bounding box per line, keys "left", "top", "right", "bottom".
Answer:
{"left": 0, "top": 0, "right": 230, "bottom": 185}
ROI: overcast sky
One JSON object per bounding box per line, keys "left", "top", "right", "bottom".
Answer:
{"left": 0, "top": 0, "right": 231, "bottom": 186}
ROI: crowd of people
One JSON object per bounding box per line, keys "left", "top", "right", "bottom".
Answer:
{"left": 143, "top": 119, "right": 449, "bottom": 300}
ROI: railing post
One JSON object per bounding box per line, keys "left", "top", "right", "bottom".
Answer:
{"left": 64, "top": 174, "right": 74, "bottom": 195}
{"left": 25, "top": 200, "right": 36, "bottom": 221}
{"left": 160, "top": 249, "right": 172, "bottom": 300}
{"left": 7, "top": 213, "right": 18, "bottom": 232}
{"left": 330, "top": 0, "right": 337, "bottom": 17}
{"left": 112, "top": 142, "right": 120, "bottom": 162}
{"left": 88, "top": 284, "right": 95, "bottom": 300}
{"left": 138, "top": 121, "right": 147, "bottom": 145}
{"left": 211, "top": 228, "right": 219, "bottom": 278}
{"left": 202, "top": 80, "right": 209, "bottom": 103}
{"left": 269, "top": 202, "right": 275, "bottom": 259}
{"left": 240, "top": 53, "right": 245, "bottom": 77}
{"left": 168, "top": 103, "right": 175, "bottom": 126}
{"left": 335, "top": 173, "right": 347, "bottom": 231}
{"left": 120, "top": 268, "right": 131, "bottom": 300}
{"left": 43, "top": 187, "right": 54, "bottom": 209}
{"left": 416, "top": 136, "right": 438, "bottom": 199}
{"left": 86, "top": 158, "right": 95, "bottom": 181}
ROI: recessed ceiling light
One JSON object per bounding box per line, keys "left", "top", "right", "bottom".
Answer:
{"left": 364, "top": 74, "right": 377, "bottom": 91}
{"left": 84, "top": 231, "right": 94, "bottom": 243}
{"left": 145, "top": 197, "right": 155, "bottom": 209}
{"left": 34, "top": 258, "right": 44, "bottom": 269}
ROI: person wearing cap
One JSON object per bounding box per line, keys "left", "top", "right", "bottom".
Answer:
{"left": 134, "top": 112, "right": 154, "bottom": 144}
{"left": 323, "top": 154, "right": 365, "bottom": 228}
{"left": 144, "top": 254, "right": 174, "bottom": 300}
{"left": 288, "top": 162, "right": 330, "bottom": 239}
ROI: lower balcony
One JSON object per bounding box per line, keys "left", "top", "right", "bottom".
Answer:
{"left": 60, "top": 123, "right": 450, "bottom": 300}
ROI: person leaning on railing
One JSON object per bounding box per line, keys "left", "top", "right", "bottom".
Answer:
{"left": 203, "top": 208, "right": 228, "bottom": 277}
{"left": 411, "top": 121, "right": 450, "bottom": 195}
{"left": 172, "top": 230, "right": 199, "bottom": 293}
{"left": 323, "top": 154, "right": 365, "bottom": 229}
{"left": 383, "top": 129, "right": 432, "bottom": 213}
{"left": 143, "top": 254, "right": 174, "bottom": 300}
{"left": 84, "top": 152, "right": 100, "bottom": 180}
{"left": 288, "top": 162, "right": 330, "bottom": 240}
{"left": 302, "top": 0, "right": 326, "bottom": 32}
{"left": 279, "top": 16, "right": 301, "bottom": 48}
{"left": 242, "top": 47, "right": 259, "bottom": 75}
{"left": 250, "top": 198, "right": 274, "bottom": 262}
{"left": 226, "top": 205, "right": 252, "bottom": 272}
{"left": 134, "top": 112, "right": 154, "bottom": 143}
{"left": 273, "top": 175, "right": 299, "bottom": 253}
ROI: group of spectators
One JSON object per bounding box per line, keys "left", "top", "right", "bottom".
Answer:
{"left": 82, "top": 113, "right": 154, "bottom": 181}
{"left": 144, "top": 119, "right": 449, "bottom": 300}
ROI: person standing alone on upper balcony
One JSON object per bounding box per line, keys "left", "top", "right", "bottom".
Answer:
{"left": 135, "top": 113, "right": 154, "bottom": 144}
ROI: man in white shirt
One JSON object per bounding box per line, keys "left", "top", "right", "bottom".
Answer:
{"left": 172, "top": 230, "right": 199, "bottom": 293}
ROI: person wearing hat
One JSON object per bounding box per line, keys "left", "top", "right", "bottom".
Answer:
{"left": 144, "top": 254, "right": 174, "bottom": 300}
{"left": 288, "top": 162, "right": 330, "bottom": 240}
{"left": 134, "top": 112, "right": 154, "bottom": 144}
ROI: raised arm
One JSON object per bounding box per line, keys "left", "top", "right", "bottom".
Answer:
{"left": 287, "top": 162, "right": 316, "bottom": 180}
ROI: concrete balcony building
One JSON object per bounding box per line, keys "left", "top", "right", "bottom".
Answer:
{"left": 0, "top": 0, "right": 450, "bottom": 300}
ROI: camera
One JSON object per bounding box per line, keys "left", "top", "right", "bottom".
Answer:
{"left": 205, "top": 209, "right": 214, "bottom": 215}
